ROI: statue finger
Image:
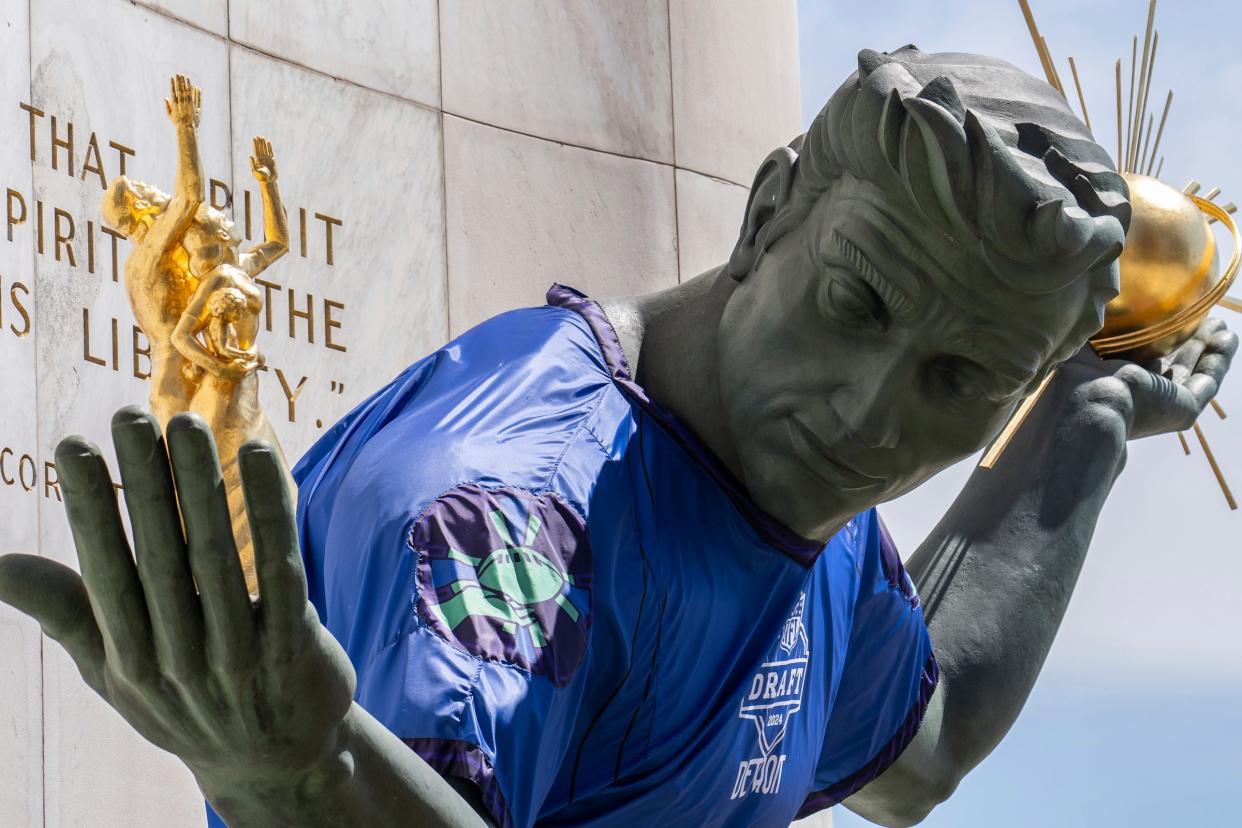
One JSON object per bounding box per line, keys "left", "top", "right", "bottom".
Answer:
{"left": 166, "top": 414, "right": 257, "bottom": 675}
{"left": 55, "top": 437, "right": 158, "bottom": 685}
{"left": 239, "top": 441, "right": 309, "bottom": 662}
{"left": 0, "top": 554, "right": 107, "bottom": 694}
{"left": 1186, "top": 333, "right": 1237, "bottom": 408}
{"left": 112, "top": 407, "right": 206, "bottom": 682}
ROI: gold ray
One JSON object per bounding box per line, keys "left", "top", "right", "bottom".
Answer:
{"left": 1018, "top": 0, "right": 1059, "bottom": 88}
{"left": 1138, "top": 113, "right": 1155, "bottom": 176}
{"left": 1126, "top": 35, "right": 1138, "bottom": 173}
{"left": 1192, "top": 422, "right": 1237, "bottom": 510}
{"left": 1129, "top": 2, "right": 1158, "bottom": 171}
{"left": 1144, "top": 90, "right": 1173, "bottom": 175}
{"left": 1132, "top": 27, "right": 1159, "bottom": 172}
{"left": 1068, "top": 56, "right": 1092, "bottom": 131}
{"left": 1178, "top": 432, "right": 1192, "bottom": 455}
{"left": 1042, "top": 36, "right": 1067, "bottom": 96}
{"left": 980, "top": 370, "right": 1058, "bottom": 469}
{"left": 1184, "top": 180, "right": 1202, "bottom": 195}
{"left": 1221, "top": 296, "right": 1242, "bottom": 313}
{"left": 1155, "top": 156, "right": 1164, "bottom": 178}
{"left": 1115, "top": 59, "right": 1124, "bottom": 167}
{"left": 1211, "top": 400, "right": 1227, "bottom": 420}
{"left": 1205, "top": 186, "right": 1222, "bottom": 201}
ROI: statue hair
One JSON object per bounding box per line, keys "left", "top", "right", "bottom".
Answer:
{"left": 756, "top": 46, "right": 1129, "bottom": 323}
{"left": 208, "top": 286, "right": 247, "bottom": 319}
{"left": 101, "top": 176, "right": 170, "bottom": 238}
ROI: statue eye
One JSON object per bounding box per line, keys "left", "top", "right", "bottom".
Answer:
{"left": 930, "top": 357, "right": 989, "bottom": 403}
{"left": 820, "top": 269, "right": 887, "bottom": 331}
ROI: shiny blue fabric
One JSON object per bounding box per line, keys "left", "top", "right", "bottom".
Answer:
{"left": 207, "top": 285, "right": 936, "bottom": 828}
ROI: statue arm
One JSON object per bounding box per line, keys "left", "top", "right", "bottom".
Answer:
{"left": 146, "top": 76, "right": 206, "bottom": 256}
{"left": 843, "top": 321, "right": 1236, "bottom": 826}
{"left": 241, "top": 136, "right": 289, "bottom": 279}
{"left": 171, "top": 282, "right": 225, "bottom": 374}
{"left": 0, "top": 412, "right": 494, "bottom": 828}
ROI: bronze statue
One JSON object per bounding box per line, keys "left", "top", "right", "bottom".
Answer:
{"left": 101, "top": 77, "right": 290, "bottom": 593}
{"left": 0, "top": 48, "right": 1235, "bottom": 828}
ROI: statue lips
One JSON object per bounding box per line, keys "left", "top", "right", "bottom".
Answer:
{"left": 785, "top": 415, "right": 885, "bottom": 493}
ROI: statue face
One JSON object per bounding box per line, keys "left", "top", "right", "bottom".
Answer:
{"left": 716, "top": 174, "right": 1096, "bottom": 539}
{"left": 185, "top": 212, "right": 242, "bottom": 276}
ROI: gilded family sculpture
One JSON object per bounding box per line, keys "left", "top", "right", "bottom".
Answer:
{"left": 99, "top": 75, "right": 291, "bottom": 593}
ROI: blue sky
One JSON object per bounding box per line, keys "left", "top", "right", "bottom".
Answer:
{"left": 795, "top": 1, "right": 1242, "bottom": 825}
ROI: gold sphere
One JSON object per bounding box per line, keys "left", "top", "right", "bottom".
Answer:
{"left": 1093, "top": 173, "right": 1218, "bottom": 362}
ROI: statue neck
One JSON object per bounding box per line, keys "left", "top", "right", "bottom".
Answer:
{"left": 599, "top": 266, "right": 745, "bottom": 484}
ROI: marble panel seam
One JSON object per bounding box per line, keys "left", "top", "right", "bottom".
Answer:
{"left": 231, "top": 41, "right": 442, "bottom": 118}
{"left": 441, "top": 109, "right": 751, "bottom": 190}
{"left": 127, "top": 0, "right": 227, "bottom": 42}
{"left": 24, "top": 0, "right": 47, "bottom": 822}
{"left": 435, "top": 0, "right": 452, "bottom": 339}
{"left": 664, "top": 0, "right": 683, "bottom": 284}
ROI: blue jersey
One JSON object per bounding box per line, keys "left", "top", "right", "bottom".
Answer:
{"left": 212, "top": 284, "right": 937, "bottom": 828}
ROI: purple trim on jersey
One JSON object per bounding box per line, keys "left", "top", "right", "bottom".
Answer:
{"left": 876, "top": 514, "right": 919, "bottom": 609}
{"left": 411, "top": 484, "right": 594, "bottom": 687}
{"left": 794, "top": 653, "right": 941, "bottom": 818}
{"left": 545, "top": 283, "right": 825, "bottom": 566}
{"left": 405, "top": 737, "right": 513, "bottom": 828}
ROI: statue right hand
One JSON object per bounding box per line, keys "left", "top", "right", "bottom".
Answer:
{"left": 164, "top": 74, "right": 201, "bottom": 129}
{"left": 206, "top": 356, "right": 257, "bottom": 381}
{"left": 0, "top": 410, "right": 356, "bottom": 799}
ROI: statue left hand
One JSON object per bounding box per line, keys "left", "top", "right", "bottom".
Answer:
{"left": 1060, "top": 317, "right": 1237, "bottom": 440}
{"left": 250, "top": 135, "right": 278, "bottom": 183}
{"left": 0, "top": 410, "right": 357, "bottom": 800}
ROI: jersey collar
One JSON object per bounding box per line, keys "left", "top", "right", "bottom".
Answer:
{"left": 546, "top": 283, "right": 826, "bottom": 567}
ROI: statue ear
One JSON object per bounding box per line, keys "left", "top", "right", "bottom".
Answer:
{"left": 727, "top": 147, "right": 797, "bottom": 280}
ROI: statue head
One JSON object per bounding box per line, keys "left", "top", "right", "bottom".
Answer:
{"left": 716, "top": 46, "right": 1130, "bottom": 538}
{"left": 184, "top": 204, "right": 243, "bottom": 277}
{"left": 101, "top": 176, "right": 169, "bottom": 240}
{"left": 208, "top": 285, "right": 247, "bottom": 322}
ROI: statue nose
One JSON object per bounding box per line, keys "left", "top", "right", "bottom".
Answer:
{"left": 837, "top": 359, "right": 907, "bottom": 450}
{"left": 844, "top": 406, "right": 900, "bottom": 450}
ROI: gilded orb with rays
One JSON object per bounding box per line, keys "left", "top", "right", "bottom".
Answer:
{"left": 1091, "top": 173, "right": 1237, "bottom": 363}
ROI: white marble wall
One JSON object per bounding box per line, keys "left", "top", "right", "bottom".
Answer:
{"left": 0, "top": 0, "right": 807, "bottom": 824}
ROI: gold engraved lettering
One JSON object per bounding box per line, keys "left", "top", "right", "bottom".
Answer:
{"left": 132, "top": 326, "right": 150, "bottom": 380}
{"left": 18, "top": 454, "right": 35, "bottom": 492}
{"left": 82, "top": 133, "right": 107, "bottom": 189}
{"left": 324, "top": 298, "right": 346, "bottom": 352}
{"left": 314, "top": 212, "right": 342, "bottom": 266}
{"left": 0, "top": 448, "right": 12, "bottom": 485}
{"left": 101, "top": 225, "right": 124, "bottom": 283}
{"left": 274, "top": 367, "right": 308, "bottom": 423}
{"left": 53, "top": 208, "right": 76, "bottom": 266}
{"left": 254, "top": 276, "right": 279, "bottom": 332}
{"left": 9, "top": 281, "right": 31, "bottom": 338}
{"left": 6, "top": 188, "right": 26, "bottom": 241}
{"left": 210, "top": 178, "right": 232, "bottom": 211}
{"left": 50, "top": 115, "right": 74, "bottom": 176}
{"left": 43, "top": 461, "right": 61, "bottom": 502}
{"left": 288, "top": 287, "right": 314, "bottom": 343}
{"left": 19, "top": 102, "right": 43, "bottom": 162}
{"left": 35, "top": 200, "right": 43, "bottom": 254}
{"left": 82, "top": 307, "right": 119, "bottom": 369}
{"left": 298, "top": 206, "right": 307, "bottom": 257}
{"left": 108, "top": 140, "right": 135, "bottom": 177}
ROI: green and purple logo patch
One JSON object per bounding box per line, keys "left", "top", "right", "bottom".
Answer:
{"left": 412, "top": 485, "right": 593, "bottom": 685}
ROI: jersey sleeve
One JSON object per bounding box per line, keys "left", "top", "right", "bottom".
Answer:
{"left": 355, "top": 483, "right": 595, "bottom": 828}
{"left": 798, "top": 509, "right": 939, "bottom": 818}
